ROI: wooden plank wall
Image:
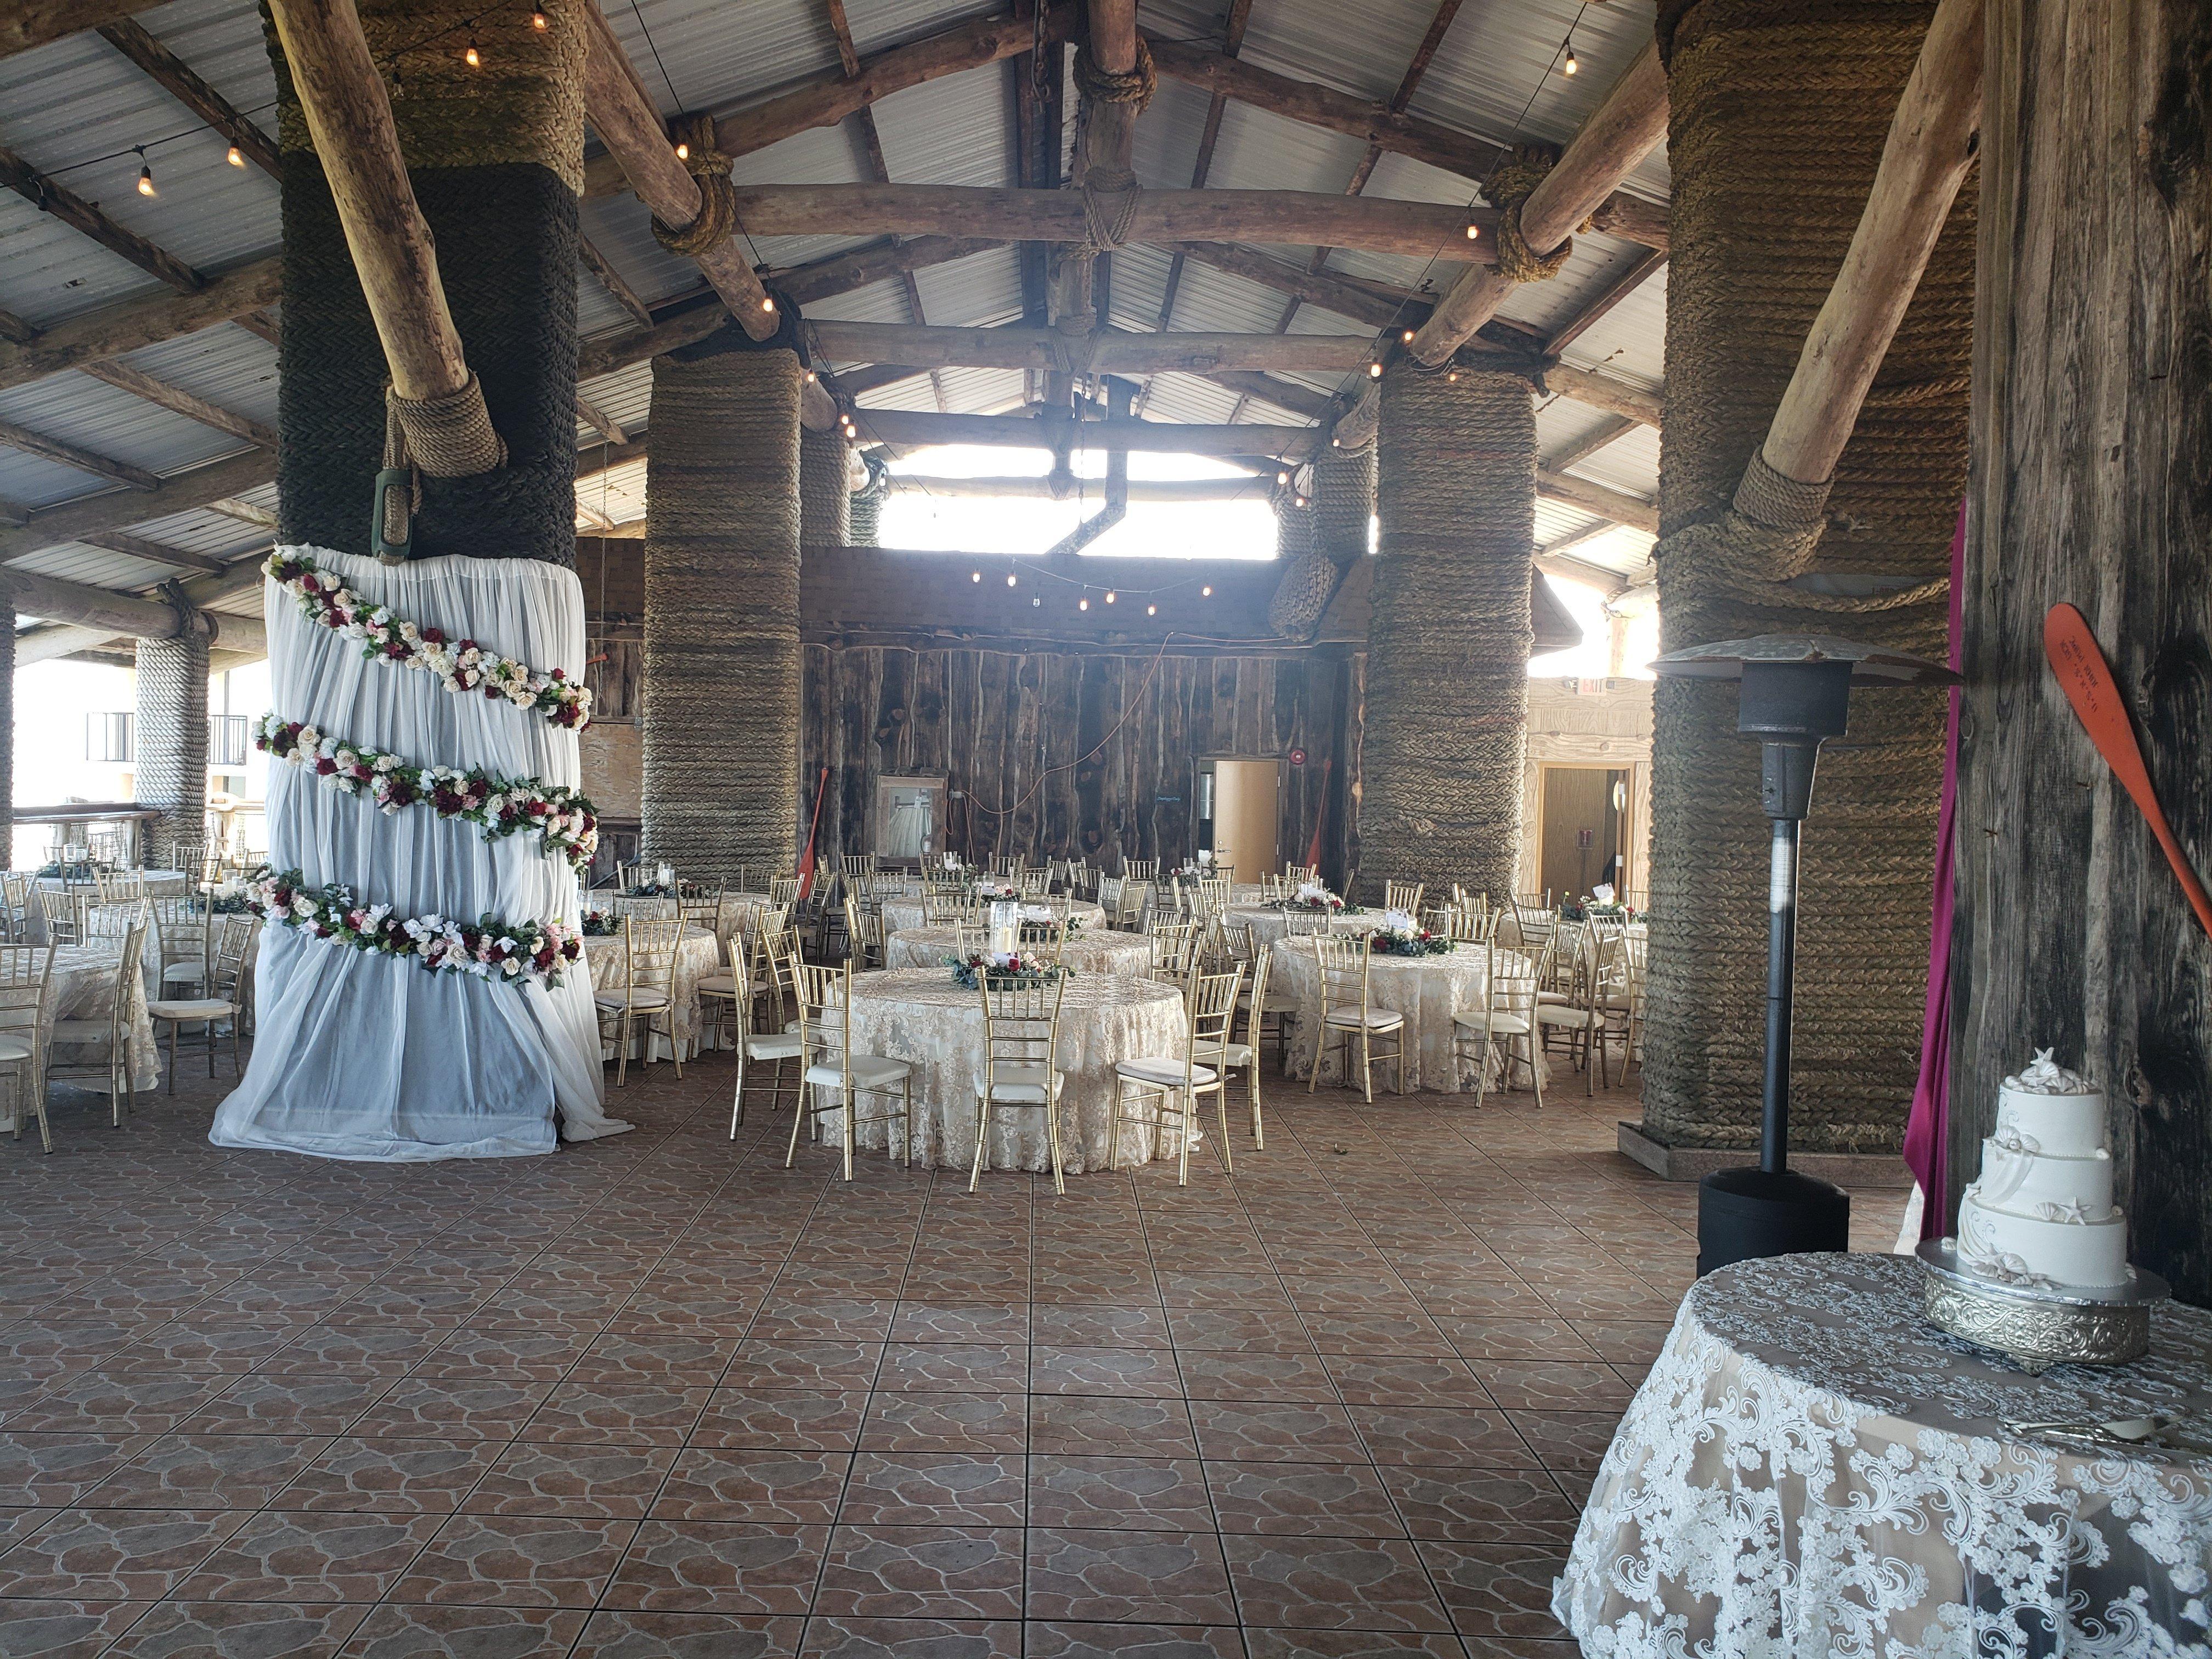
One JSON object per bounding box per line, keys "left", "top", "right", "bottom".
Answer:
{"left": 799, "top": 646, "right": 1363, "bottom": 884}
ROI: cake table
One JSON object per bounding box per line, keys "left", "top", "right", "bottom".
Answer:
{"left": 1554, "top": 1252, "right": 2212, "bottom": 1658}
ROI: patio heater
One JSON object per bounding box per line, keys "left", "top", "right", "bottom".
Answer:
{"left": 1650, "top": 634, "right": 1961, "bottom": 1276}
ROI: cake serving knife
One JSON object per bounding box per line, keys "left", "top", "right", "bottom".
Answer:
{"left": 2044, "top": 603, "right": 2212, "bottom": 942}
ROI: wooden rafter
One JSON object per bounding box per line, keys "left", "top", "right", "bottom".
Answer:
{"left": 855, "top": 409, "right": 1318, "bottom": 459}
{"left": 0, "top": 143, "right": 206, "bottom": 295}
{"left": 2, "top": 1, "right": 160, "bottom": 61}
{"left": 1545, "top": 413, "right": 1639, "bottom": 473}
{"left": 96, "top": 19, "right": 280, "bottom": 178}
{"left": 1153, "top": 0, "right": 1255, "bottom": 336}
{"left": 1536, "top": 467, "right": 1657, "bottom": 535}
{"left": 0, "top": 258, "right": 278, "bottom": 395}
{"left": 1546, "top": 247, "right": 1666, "bottom": 357}
{"left": 75, "top": 527, "right": 229, "bottom": 574}
{"left": 578, "top": 233, "right": 653, "bottom": 328}
{"left": 0, "top": 415, "right": 160, "bottom": 490}
{"left": 574, "top": 394, "right": 629, "bottom": 445}
{"left": 78, "top": 358, "right": 278, "bottom": 449}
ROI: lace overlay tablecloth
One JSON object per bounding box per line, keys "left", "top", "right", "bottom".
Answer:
{"left": 583, "top": 927, "right": 722, "bottom": 1054}
{"left": 1554, "top": 1252, "right": 2212, "bottom": 1659}
{"left": 1271, "top": 938, "right": 1522, "bottom": 1093}
{"left": 1225, "top": 904, "right": 1376, "bottom": 950}
{"left": 882, "top": 898, "right": 1106, "bottom": 935}
{"left": 884, "top": 926, "right": 1157, "bottom": 979}
{"left": 50, "top": 942, "right": 161, "bottom": 1091}
{"left": 831, "top": 969, "right": 1189, "bottom": 1173}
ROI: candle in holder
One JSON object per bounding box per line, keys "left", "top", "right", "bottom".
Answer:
{"left": 989, "top": 901, "right": 1020, "bottom": 958}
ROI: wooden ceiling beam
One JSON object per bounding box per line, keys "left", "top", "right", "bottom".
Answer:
{"left": 809, "top": 321, "right": 1378, "bottom": 373}
{"left": 1153, "top": 0, "right": 1255, "bottom": 334}
{"left": 0, "top": 415, "right": 161, "bottom": 490}
{"left": 2, "top": 1, "right": 161, "bottom": 61}
{"left": 855, "top": 408, "right": 1318, "bottom": 459}
{"left": 0, "top": 445, "right": 276, "bottom": 566}
{"left": 578, "top": 233, "right": 653, "bottom": 328}
{"left": 1546, "top": 247, "right": 1666, "bottom": 357}
{"left": 96, "top": 19, "right": 280, "bottom": 177}
{"left": 1536, "top": 467, "right": 1657, "bottom": 535}
{"left": 771, "top": 235, "right": 997, "bottom": 307}
{"left": 1543, "top": 362, "right": 1661, "bottom": 428}
{"left": 1544, "top": 413, "right": 1639, "bottom": 473}
{"left": 74, "top": 527, "right": 229, "bottom": 574}
{"left": 574, "top": 394, "right": 629, "bottom": 445}
{"left": 887, "top": 474, "right": 1270, "bottom": 503}
{"left": 1190, "top": 369, "right": 1331, "bottom": 420}
{"left": 0, "top": 143, "right": 206, "bottom": 295}
{"left": 729, "top": 183, "right": 1494, "bottom": 259}
{"left": 0, "top": 258, "right": 279, "bottom": 395}
{"left": 205, "top": 496, "right": 277, "bottom": 528}
{"left": 77, "top": 358, "right": 278, "bottom": 449}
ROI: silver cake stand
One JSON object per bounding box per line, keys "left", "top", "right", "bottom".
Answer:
{"left": 1918, "top": 1239, "right": 2170, "bottom": 1373}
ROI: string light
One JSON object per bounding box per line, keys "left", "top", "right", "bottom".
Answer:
{"left": 1465, "top": 222, "right": 1480, "bottom": 239}
{"left": 1401, "top": 329, "right": 1415, "bottom": 343}
{"left": 1078, "top": 597, "right": 1089, "bottom": 611}
{"left": 1200, "top": 585, "right": 1213, "bottom": 597}
{"left": 1032, "top": 596, "right": 1041, "bottom": 607}
{"left": 1368, "top": 362, "right": 1384, "bottom": 379}
{"left": 1294, "top": 494, "right": 1308, "bottom": 509}
{"left": 1104, "top": 590, "right": 1116, "bottom": 605}
{"left": 760, "top": 296, "right": 776, "bottom": 313}
{"left": 1563, "top": 38, "right": 1579, "bottom": 75}
{"left": 804, "top": 370, "right": 817, "bottom": 383}
{"left": 464, "top": 35, "right": 482, "bottom": 67}
{"left": 531, "top": 7, "right": 548, "bottom": 27}
{"left": 1147, "top": 603, "right": 1157, "bottom": 617}
{"left": 134, "top": 149, "right": 155, "bottom": 197}
{"left": 225, "top": 144, "right": 245, "bottom": 167}
{"left": 674, "top": 140, "right": 689, "bottom": 160}
{"left": 1006, "top": 573, "right": 1017, "bottom": 587}
{"left": 1276, "top": 470, "right": 1289, "bottom": 486}
{"left": 1447, "top": 370, "right": 1460, "bottom": 382}
{"left": 970, "top": 570, "right": 981, "bottom": 583}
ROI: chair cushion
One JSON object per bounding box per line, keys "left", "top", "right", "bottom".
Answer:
{"left": 595, "top": 990, "right": 671, "bottom": 1012}
{"left": 975, "top": 1062, "right": 1064, "bottom": 1104}
{"left": 806, "top": 1053, "right": 911, "bottom": 1089}
{"left": 1454, "top": 1011, "right": 1531, "bottom": 1036}
{"left": 1325, "top": 1005, "right": 1404, "bottom": 1030}
{"left": 147, "top": 999, "right": 235, "bottom": 1021}
{"left": 696, "top": 973, "right": 742, "bottom": 995}
{"left": 1218, "top": 1042, "right": 1256, "bottom": 1067}
{"left": 1115, "top": 1057, "right": 1219, "bottom": 1088}
{"left": 161, "top": 962, "right": 205, "bottom": 983}
{"left": 744, "top": 1033, "right": 804, "bottom": 1060}
{"left": 1534, "top": 1003, "right": 1600, "bottom": 1028}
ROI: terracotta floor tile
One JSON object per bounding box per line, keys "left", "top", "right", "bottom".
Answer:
{"left": 1379, "top": 1466, "right": 1582, "bottom": 1543}
{"left": 82, "top": 1434, "right": 332, "bottom": 1512}
{"left": 0, "top": 1598, "right": 153, "bottom": 1658}
{"left": 1240, "top": 1629, "right": 1469, "bottom": 1658}
{"left": 691, "top": 1390, "right": 870, "bottom": 1453}
{"left": 859, "top": 1393, "right": 1028, "bottom": 1455}
{"left": 269, "top": 1436, "right": 505, "bottom": 1515}
{"left": 651, "top": 1448, "right": 851, "bottom": 1525}
{"left": 874, "top": 1342, "right": 1028, "bottom": 1394}
{"left": 798, "top": 1612, "right": 1019, "bottom": 1658}
{"left": 814, "top": 1523, "right": 1023, "bottom": 1620}
{"left": 1220, "top": 1533, "right": 1450, "bottom": 1632}
{"left": 1029, "top": 1396, "right": 1195, "bottom": 1458}
{"left": 1026, "top": 1455, "right": 1214, "bottom": 1533}
{"left": 517, "top": 1380, "right": 713, "bottom": 1446}
{"left": 334, "top": 1602, "right": 589, "bottom": 1658}
{"left": 1172, "top": 1350, "right": 1339, "bottom": 1404}
{"left": 1203, "top": 1460, "right": 1404, "bottom": 1537}
{"left": 1030, "top": 1305, "right": 1173, "bottom": 1350}
{"left": 836, "top": 1453, "right": 1024, "bottom": 1527}
{"left": 600, "top": 1519, "right": 828, "bottom": 1615}
{"left": 173, "top": 1509, "right": 443, "bottom": 1602}
{"left": 1188, "top": 1401, "right": 1367, "bottom": 1464}
{"left": 4, "top": 1372, "right": 235, "bottom": 1437}
{"left": 1417, "top": 1541, "right": 1574, "bottom": 1638}
{"left": 1030, "top": 1346, "right": 1184, "bottom": 1398}
{"left": 1024, "top": 1527, "right": 1237, "bottom": 1625}
{"left": 103, "top": 1599, "right": 372, "bottom": 1657}
{"left": 1347, "top": 1404, "right": 1538, "bottom": 1469}
{"left": 888, "top": 1302, "right": 1031, "bottom": 1346}
{"left": 385, "top": 1513, "right": 637, "bottom": 1606}
{"left": 461, "top": 1442, "right": 680, "bottom": 1519}
{"left": 1022, "top": 1622, "right": 1243, "bottom": 1659}
{"left": 573, "top": 1609, "right": 805, "bottom": 1658}
{"left": 0, "top": 1508, "right": 250, "bottom": 1601}
{"left": 178, "top": 1376, "right": 396, "bottom": 1439}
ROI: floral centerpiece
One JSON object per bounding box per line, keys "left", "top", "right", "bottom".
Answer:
{"left": 34, "top": 860, "right": 97, "bottom": 882}
{"left": 1017, "top": 904, "right": 1080, "bottom": 941}
{"left": 1560, "top": 884, "right": 1641, "bottom": 924}
{"left": 581, "top": 909, "right": 617, "bottom": 936}
{"left": 208, "top": 875, "right": 258, "bottom": 915}
{"left": 247, "top": 867, "right": 583, "bottom": 991}
{"left": 974, "top": 881, "right": 1023, "bottom": 902}
{"left": 946, "top": 951, "right": 1069, "bottom": 990}
{"left": 1368, "top": 910, "right": 1453, "bottom": 956}
{"left": 623, "top": 882, "right": 685, "bottom": 899}
{"left": 1278, "top": 879, "right": 1361, "bottom": 915}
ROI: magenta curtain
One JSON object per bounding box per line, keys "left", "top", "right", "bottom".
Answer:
{"left": 1901, "top": 503, "right": 1967, "bottom": 1238}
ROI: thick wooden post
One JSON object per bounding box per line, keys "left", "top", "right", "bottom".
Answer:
{"left": 1637, "top": 0, "right": 1974, "bottom": 1161}
{"left": 1952, "top": 0, "right": 2212, "bottom": 1304}
{"left": 642, "top": 337, "right": 804, "bottom": 881}
{"left": 1362, "top": 367, "right": 1535, "bottom": 902}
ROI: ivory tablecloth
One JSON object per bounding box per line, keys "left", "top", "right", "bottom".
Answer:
{"left": 1223, "top": 904, "right": 1376, "bottom": 951}
{"left": 49, "top": 941, "right": 162, "bottom": 1092}
{"left": 1555, "top": 1252, "right": 2212, "bottom": 1659}
{"left": 885, "top": 925, "right": 1158, "bottom": 979}
{"left": 882, "top": 898, "right": 1105, "bottom": 935}
{"left": 1271, "top": 936, "right": 1527, "bottom": 1093}
{"left": 828, "top": 968, "right": 1190, "bottom": 1173}
{"left": 583, "top": 926, "right": 723, "bottom": 1056}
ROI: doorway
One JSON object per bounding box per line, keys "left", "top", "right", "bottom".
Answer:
{"left": 872, "top": 775, "right": 947, "bottom": 867}
{"left": 1196, "top": 757, "right": 1281, "bottom": 883}
{"left": 1537, "top": 764, "right": 1628, "bottom": 902}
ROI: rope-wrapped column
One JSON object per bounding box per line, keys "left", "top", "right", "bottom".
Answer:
{"left": 0, "top": 598, "right": 12, "bottom": 869}
{"left": 134, "top": 625, "right": 211, "bottom": 861}
{"left": 269, "top": 0, "right": 585, "bottom": 565}
{"left": 848, "top": 458, "right": 887, "bottom": 547}
{"left": 1362, "top": 366, "right": 1536, "bottom": 902}
{"left": 799, "top": 426, "right": 851, "bottom": 547}
{"left": 642, "top": 338, "right": 803, "bottom": 881}
{"left": 1267, "top": 448, "right": 1372, "bottom": 640}
{"left": 1640, "top": 0, "right": 1974, "bottom": 1156}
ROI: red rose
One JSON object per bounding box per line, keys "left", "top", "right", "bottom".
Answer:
{"left": 458, "top": 639, "right": 476, "bottom": 653}
{"left": 484, "top": 686, "right": 501, "bottom": 699}
{"left": 314, "top": 757, "right": 337, "bottom": 775}
{"left": 526, "top": 802, "right": 549, "bottom": 816}
{"left": 383, "top": 640, "right": 409, "bottom": 659}
{"left": 421, "top": 626, "right": 444, "bottom": 645}
{"left": 299, "top": 575, "right": 319, "bottom": 594}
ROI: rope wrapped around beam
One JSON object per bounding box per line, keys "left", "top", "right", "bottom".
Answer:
{"left": 1641, "top": 0, "right": 1976, "bottom": 1158}
{"left": 798, "top": 424, "right": 852, "bottom": 546}
{"left": 1267, "top": 446, "right": 1374, "bottom": 640}
{"left": 1487, "top": 143, "right": 1576, "bottom": 283}
{"left": 652, "top": 111, "right": 739, "bottom": 258}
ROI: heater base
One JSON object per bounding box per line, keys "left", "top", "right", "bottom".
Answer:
{"left": 1696, "top": 1166, "right": 1852, "bottom": 1277}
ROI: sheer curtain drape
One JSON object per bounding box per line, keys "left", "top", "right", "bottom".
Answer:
{"left": 211, "top": 546, "right": 627, "bottom": 1160}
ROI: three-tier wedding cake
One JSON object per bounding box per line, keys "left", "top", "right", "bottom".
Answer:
{"left": 1955, "top": 1050, "right": 2132, "bottom": 1290}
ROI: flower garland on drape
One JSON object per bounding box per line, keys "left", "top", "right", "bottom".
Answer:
{"left": 257, "top": 549, "right": 595, "bottom": 995}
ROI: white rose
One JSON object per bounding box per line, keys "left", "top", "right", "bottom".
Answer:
{"left": 291, "top": 895, "right": 315, "bottom": 918}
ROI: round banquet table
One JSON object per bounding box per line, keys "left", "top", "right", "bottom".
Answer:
{"left": 829, "top": 968, "right": 1190, "bottom": 1173}
{"left": 1271, "top": 935, "right": 1530, "bottom": 1093}
{"left": 41, "top": 941, "right": 163, "bottom": 1103}
{"left": 882, "top": 897, "right": 1105, "bottom": 935}
{"left": 22, "top": 870, "right": 193, "bottom": 945}
{"left": 885, "top": 925, "right": 1158, "bottom": 979}
{"left": 1223, "top": 903, "right": 1376, "bottom": 951}
{"left": 583, "top": 925, "right": 723, "bottom": 1058}
{"left": 1139, "top": 880, "right": 1265, "bottom": 929}
{"left": 1554, "top": 1252, "right": 2212, "bottom": 1659}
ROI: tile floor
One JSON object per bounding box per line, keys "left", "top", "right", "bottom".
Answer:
{"left": 0, "top": 1045, "right": 1908, "bottom": 1657}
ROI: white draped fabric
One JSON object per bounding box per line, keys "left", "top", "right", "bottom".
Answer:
{"left": 210, "top": 547, "right": 627, "bottom": 1161}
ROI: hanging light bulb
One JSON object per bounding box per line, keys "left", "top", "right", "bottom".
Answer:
{"left": 225, "top": 144, "right": 245, "bottom": 168}
{"left": 1465, "top": 222, "right": 1480, "bottom": 240}
{"left": 1146, "top": 603, "right": 1157, "bottom": 617}
{"left": 971, "top": 570, "right": 982, "bottom": 583}
{"left": 1447, "top": 370, "right": 1460, "bottom": 382}
{"left": 464, "top": 36, "right": 482, "bottom": 67}
{"left": 1006, "top": 573, "right": 1017, "bottom": 587}
{"left": 1078, "top": 597, "right": 1090, "bottom": 611}
{"left": 1563, "top": 39, "right": 1579, "bottom": 75}
{"left": 804, "top": 370, "right": 817, "bottom": 383}
{"left": 134, "top": 150, "right": 155, "bottom": 197}
{"left": 531, "top": 7, "right": 548, "bottom": 27}
{"left": 674, "top": 140, "right": 690, "bottom": 160}
{"left": 1032, "top": 596, "right": 1041, "bottom": 607}
{"left": 1276, "top": 470, "right": 1289, "bottom": 486}
{"left": 1401, "top": 329, "right": 1415, "bottom": 343}
{"left": 1294, "top": 494, "right": 1308, "bottom": 509}
{"left": 1200, "top": 584, "right": 1213, "bottom": 598}
{"left": 1104, "top": 590, "right": 1116, "bottom": 604}
{"left": 1368, "top": 362, "right": 1384, "bottom": 379}
{"left": 760, "top": 296, "right": 776, "bottom": 313}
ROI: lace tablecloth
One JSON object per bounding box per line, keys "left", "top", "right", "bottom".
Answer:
{"left": 1224, "top": 904, "right": 1376, "bottom": 950}
{"left": 1554, "top": 1252, "right": 2212, "bottom": 1659}
{"left": 885, "top": 926, "right": 1158, "bottom": 979}
{"left": 1271, "top": 937, "right": 1523, "bottom": 1092}
{"left": 881, "top": 898, "right": 1105, "bottom": 935}
{"left": 832, "top": 969, "right": 1189, "bottom": 1173}
{"left": 583, "top": 926, "right": 723, "bottom": 1056}
{"left": 48, "top": 941, "right": 161, "bottom": 1094}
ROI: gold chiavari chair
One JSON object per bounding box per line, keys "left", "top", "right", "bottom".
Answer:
{"left": 923, "top": 888, "right": 972, "bottom": 926}
{"left": 594, "top": 916, "right": 686, "bottom": 1088}
{"left": 93, "top": 869, "right": 146, "bottom": 904}
{"left": 1019, "top": 912, "right": 1066, "bottom": 967}
{"left": 1453, "top": 932, "right": 1551, "bottom": 1110}
{"left": 769, "top": 874, "right": 803, "bottom": 909}
{"left": 1110, "top": 964, "right": 1243, "bottom": 1185}
{"left": 953, "top": 921, "right": 990, "bottom": 961}
{"left": 146, "top": 913, "right": 253, "bottom": 1093}
{"left": 1096, "top": 876, "right": 1125, "bottom": 929}
{"left": 616, "top": 860, "right": 651, "bottom": 890}
{"left": 149, "top": 894, "right": 211, "bottom": 998}
{"left": 612, "top": 893, "right": 679, "bottom": 922}
{"left": 1281, "top": 909, "right": 1328, "bottom": 938}
{"left": 1382, "top": 880, "right": 1424, "bottom": 915}
{"left": 35, "top": 887, "right": 82, "bottom": 947}
{"left": 48, "top": 916, "right": 148, "bottom": 1125}
{"left": 695, "top": 928, "right": 749, "bottom": 1055}
{"left": 678, "top": 888, "right": 725, "bottom": 934}
{"left": 732, "top": 928, "right": 805, "bottom": 1133}
{"left": 972, "top": 970, "right": 1070, "bottom": 1193}
{"left": 0, "top": 941, "right": 54, "bottom": 1152}
{"left": 86, "top": 828, "right": 131, "bottom": 871}
{"left": 1219, "top": 941, "right": 1271, "bottom": 1148}
{"left": 788, "top": 958, "right": 913, "bottom": 1181}
{"left": 852, "top": 899, "right": 887, "bottom": 969}
{"left": 1533, "top": 923, "right": 1621, "bottom": 1094}
{"left": 1122, "top": 859, "right": 1159, "bottom": 883}
{"left": 1148, "top": 920, "right": 1203, "bottom": 997}
{"left": 1284, "top": 863, "right": 1318, "bottom": 886}
{"left": 1111, "top": 877, "right": 1148, "bottom": 933}
{"left": 1306, "top": 933, "right": 1405, "bottom": 1103}
{"left": 0, "top": 872, "right": 30, "bottom": 943}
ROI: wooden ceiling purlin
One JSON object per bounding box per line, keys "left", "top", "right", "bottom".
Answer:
{"left": 0, "top": 142, "right": 207, "bottom": 295}
{"left": 1149, "top": 0, "right": 1256, "bottom": 341}
{"left": 95, "top": 18, "right": 281, "bottom": 177}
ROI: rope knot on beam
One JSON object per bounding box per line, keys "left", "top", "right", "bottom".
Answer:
{"left": 386, "top": 375, "right": 506, "bottom": 479}
{"left": 652, "top": 112, "right": 739, "bottom": 258}
{"left": 1488, "top": 143, "right": 1576, "bottom": 283}
{"left": 1073, "top": 36, "right": 1155, "bottom": 111}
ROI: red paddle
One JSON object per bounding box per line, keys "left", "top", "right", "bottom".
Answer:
{"left": 795, "top": 765, "right": 831, "bottom": 900}
{"left": 2044, "top": 603, "right": 2212, "bottom": 940}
